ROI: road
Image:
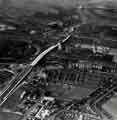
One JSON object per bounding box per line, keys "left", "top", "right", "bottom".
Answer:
{"left": 0, "top": 65, "right": 33, "bottom": 106}
{"left": 86, "top": 78, "right": 116, "bottom": 119}
{"left": 0, "top": 34, "right": 72, "bottom": 107}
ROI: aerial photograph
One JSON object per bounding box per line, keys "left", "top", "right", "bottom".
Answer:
{"left": 0, "top": 0, "right": 116, "bottom": 120}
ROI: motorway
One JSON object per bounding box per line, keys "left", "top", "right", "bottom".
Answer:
{"left": 0, "top": 65, "right": 33, "bottom": 106}
{"left": 0, "top": 34, "right": 72, "bottom": 107}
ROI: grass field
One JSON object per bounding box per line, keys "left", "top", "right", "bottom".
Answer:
{"left": 103, "top": 93, "right": 117, "bottom": 120}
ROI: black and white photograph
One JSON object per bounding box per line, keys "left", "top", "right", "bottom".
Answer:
{"left": 0, "top": 0, "right": 116, "bottom": 120}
